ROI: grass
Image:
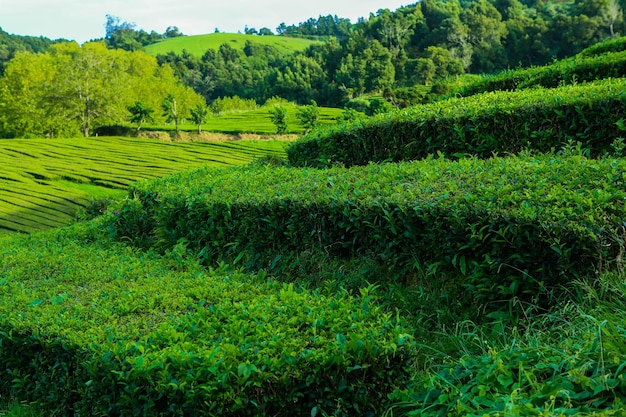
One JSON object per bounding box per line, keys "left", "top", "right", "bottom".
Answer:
{"left": 0, "top": 401, "right": 42, "bottom": 417}
{"left": 144, "top": 33, "right": 322, "bottom": 57}
{"left": 147, "top": 105, "right": 346, "bottom": 134}
{"left": 0, "top": 136, "right": 287, "bottom": 233}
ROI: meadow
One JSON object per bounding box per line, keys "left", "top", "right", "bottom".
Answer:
{"left": 2, "top": 37, "right": 626, "bottom": 417}
{"left": 144, "top": 33, "right": 321, "bottom": 57}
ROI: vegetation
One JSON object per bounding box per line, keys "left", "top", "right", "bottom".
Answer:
{"left": 0, "top": 27, "right": 63, "bottom": 75}
{"left": 108, "top": 154, "right": 626, "bottom": 308}
{"left": 3, "top": 9, "right": 626, "bottom": 417}
{"left": 144, "top": 33, "right": 321, "bottom": 57}
{"left": 0, "top": 137, "right": 286, "bottom": 233}
{"left": 446, "top": 36, "right": 626, "bottom": 98}
{"left": 288, "top": 78, "right": 626, "bottom": 167}
{"left": 0, "top": 42, "right": 202, "bottom": 138}
{"left": 154, "top": 0, "right": 626, "bottom": 107}
{"left": 0, "top": 226, "right": 413, "bottom": 416}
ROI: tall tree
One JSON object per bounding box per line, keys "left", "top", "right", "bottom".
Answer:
{"left": 0, "top": 42, "right": 203, "bottom": 138}
{"left": 128, "top": 100, "right": 154, "bottom": 131}
{"left": 189, "top": 102, "right": 209, "bottom": 133}
{"left": 162, "top": 93, "right": 181, "bottom": 135}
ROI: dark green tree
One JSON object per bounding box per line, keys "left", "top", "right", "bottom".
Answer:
{"left": 127, "top": 100, "right": 154, "bottom": 131}
{"left": 269, "top": 106, "right": 288, "bottom": 134}
{"left": 296, "top": 100, "right": 320, "bottom": 134}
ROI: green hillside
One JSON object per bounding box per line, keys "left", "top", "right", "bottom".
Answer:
{"left": 144, "top": 33, "right": 321, "bottom": 57}
{"left": 0, "top": 137, "right": 286, "bottom": 233}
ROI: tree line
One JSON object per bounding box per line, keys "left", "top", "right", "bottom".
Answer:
{"left": 0, "top": 27, "right": 63, "bottom": 75}
{"left": 0, "top": 42, "right": 202, "bottom": 138}
{"left": 156, "top": 0, "right": 624, "bottom": 107}
{"left": 0, "top": 0, "right": 623, "bottom": 137}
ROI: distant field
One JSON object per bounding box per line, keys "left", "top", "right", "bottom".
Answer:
{"left": 145, "top": 33, "right": 321, "bottom": 57}
{"left": 151, "top": 106, "right": 346, "bottom": 134}
{"left": 0, "top": 137, "right": 287, "bottom": 234}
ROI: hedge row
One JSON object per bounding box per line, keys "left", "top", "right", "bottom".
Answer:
{"left": 578, "top": 35, "right": 626, "bottom": 57}
{"left": 287, "top": 78, "right": 626, "bottom": 168}
{"left": 456, "top": 50, "right": 626, "bottom": 97}
{"left": 109, "top": 154, "right": 626, "bottom": 305}
{"left": 0, "top": 228, "right": 413, "bottom": 416}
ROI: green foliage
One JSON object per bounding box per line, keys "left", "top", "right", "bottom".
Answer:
{"left": 144, "top": 33, "right": 320, "bottom": 57}
{"left": 288, "top": 78, "right": 626, "bottom": 167}
{"left": 127, "top": 100, "right": 155, "bottom": 131}
{"left": 0, "top": 27, "right": 60, "bottom": 76}
{"left": 108, "top": 154, "right": 626, "bottom": 307}
{"left": 189, "top": 103, "right": 209, "bottom": 133}
{"left": 0, "top": 42, "right": 203, "bottom": 138}
{"left": 0, "top": 401, "right": 43, "bottom": 417}
{"left": 210, "top": 96, "right": 258, "bottom": 115}
{"left": 0, "top": 228, "right": 414, "bottom": 416}
{"left": 269, "top": 106, "right": 288, "bottom": 134}
{"left": 455, "top": 48, "right": 626, "bottom": 97}
{"left": 161, "top": 93, "right": 181, "bottom": 134}
{"left": 389, "top": 272, "right": 626, "bottom": 416}
{"left": 578, "top": 35, "right": 626, "bottom": 57}
{"left": 295, "top": 101, "right": 320, "bottom": 134}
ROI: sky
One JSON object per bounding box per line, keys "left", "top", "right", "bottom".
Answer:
{"left": 1, "top": 0, "right": 413, "bottom": 43}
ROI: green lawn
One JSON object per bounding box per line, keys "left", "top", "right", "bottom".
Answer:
{"left": 0, "top": 137, "right": 287, "bottom": 234}
{"left": 145, "top": 33, "right": 321, "bottom": 57}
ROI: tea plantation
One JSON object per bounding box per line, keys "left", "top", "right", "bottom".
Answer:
{"left": 0, "top": 136, "right": 286, "bottom": 234}
{"left": 2, "top": 45, "right": 626, "bottom": 416}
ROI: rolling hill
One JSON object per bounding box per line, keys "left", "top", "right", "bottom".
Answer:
{"left": 144, "top": 33, "right": 322, "bottom": 57}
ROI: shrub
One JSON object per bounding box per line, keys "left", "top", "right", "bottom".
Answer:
{"left": 108, "top": 154, "right": 626, "bottom": 307}
{"left": 287, "top": 78, "right": 626, "bottom": 168}
{"left": 0, "top": 228, "right": 414, "bottom": 416}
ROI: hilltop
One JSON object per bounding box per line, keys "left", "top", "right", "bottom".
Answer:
{"left": 144, "top": 33, "right": 322, "bottom": 57}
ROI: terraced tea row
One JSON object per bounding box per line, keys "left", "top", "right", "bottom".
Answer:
{"left": 110, "top": 154, "right": 626, "bottom": 306}
{"left": 288, "top": 78, "right": 626, "bottom": 167}
{"left": 0, "top": 136, "right": 286, "bottom": 233}
{"left": 0, "top": 227, "right": 413, "bottom": 416}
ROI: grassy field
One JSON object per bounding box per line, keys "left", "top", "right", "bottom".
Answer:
{"left": 0, "top": 136, "right": 287, "bottom": 234}
{"left": 149, "top": 105, "right": 346, "bottom": 134}
{"left": 144, "top": 33, "right": 321, "bottom": 57}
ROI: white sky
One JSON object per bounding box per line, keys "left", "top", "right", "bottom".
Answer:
{"left": 0, "top": 0, "right": 414, "bottom": 43}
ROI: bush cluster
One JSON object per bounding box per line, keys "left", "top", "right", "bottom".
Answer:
{"left": 287, "top": 79, "right": 626, "bottom": 168}
{"left": 0, "top": 228, "right": 414, "bottom": 416}
{"left": 109, "top": 154, "right": 626, "bottom": 306}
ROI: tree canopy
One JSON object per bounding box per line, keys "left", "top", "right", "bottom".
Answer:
{"left": 155, "top": 0, "right": 625, "bottom": 107}
{"left": 0, "top": 42, "right": 203, "bottom": 138}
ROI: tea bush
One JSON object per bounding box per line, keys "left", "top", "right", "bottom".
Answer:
{"left": 456, "top": 50, "right": 626, "bottom": 97}
{"left": 287, "top": 78, "right": 626, "bottom": 168}
{"left": 108, "top": 154, "right": 626, "bottom": 306}
{"left": 0, "top": 228, "right": 414, "bottom": 416}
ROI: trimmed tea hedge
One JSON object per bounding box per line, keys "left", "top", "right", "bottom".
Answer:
{"left": 287, "top": 79, "right": 626, "bottom": 168}
{"left": 109, "top": 154, "right": 626, "bottom": 305}
{"left": 578, "top": 35, "right": 626, "bottom": 57}
{"left": 0, "top": 228, "right": 414, "bottom": 416}
{"left": 456, "top": 50, "right": 626, "bottom": 97}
